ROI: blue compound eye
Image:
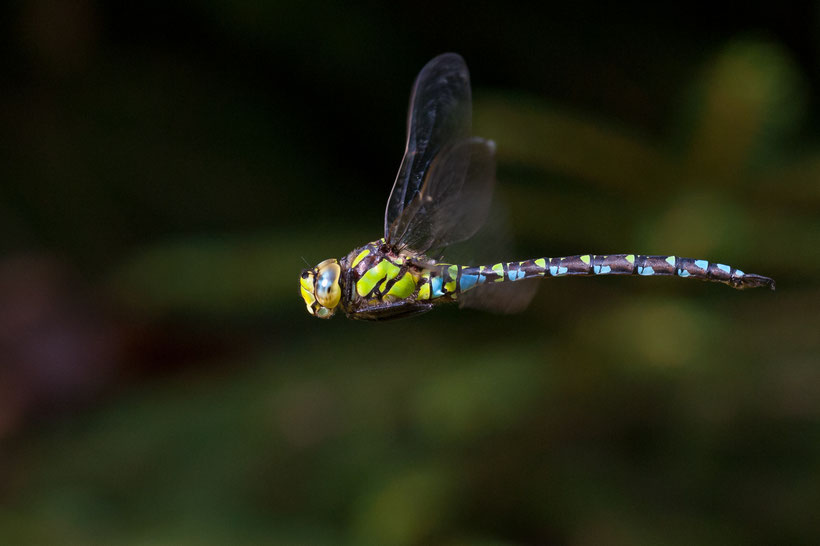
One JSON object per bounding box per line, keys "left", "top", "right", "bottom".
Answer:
{"left": 314, "top": 259, "right": 341, "bottom": 309}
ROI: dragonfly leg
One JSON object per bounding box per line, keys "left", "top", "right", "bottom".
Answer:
{"left": 346, "top": 301, "right": 433, "bottom": 321}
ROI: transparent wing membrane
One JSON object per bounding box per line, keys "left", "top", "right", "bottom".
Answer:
{"left": 385, "top": 53, "right": 474, "bottom": 250}
{"left": 458, "top": 276, "right": 540, "bottom": 314}
{"left": 390, "top": 138, "right": 496, "bottom": 255}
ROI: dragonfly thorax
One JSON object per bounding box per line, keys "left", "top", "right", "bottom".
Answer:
{"left": 300, "top": 258, "right": 341, "bottom": 319}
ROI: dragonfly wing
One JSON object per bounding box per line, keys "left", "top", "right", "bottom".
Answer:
{"left": 391, "top": 137, "right": 496, "bottom": 255}
{"left": 458, "top": 277, "right": 540, "bottom": 314}
{"left": 385, "top": 53, "right": 472, "bottom": 247}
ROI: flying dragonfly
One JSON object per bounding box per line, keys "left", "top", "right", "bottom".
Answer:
{"left": 300, "top": 53, "right": 775, "bottom": 321}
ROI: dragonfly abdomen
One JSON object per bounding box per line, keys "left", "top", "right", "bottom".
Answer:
{"left": 563, "top": 254, "right": 774, "bottom": 289}
{"left": 416, "top": 254, "right": 774, "bottom": 301}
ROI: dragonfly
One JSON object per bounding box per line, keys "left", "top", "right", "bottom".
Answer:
{"left": 300, "top": 53, "right": 775, "bottom": 321}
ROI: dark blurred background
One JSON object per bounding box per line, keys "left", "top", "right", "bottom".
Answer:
{"left": 1, "top": 2, "right": 819, "bottom": 545}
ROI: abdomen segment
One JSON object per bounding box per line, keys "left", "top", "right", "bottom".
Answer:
{"left": 416, "top": 254, "right": 774, "bottom": 301}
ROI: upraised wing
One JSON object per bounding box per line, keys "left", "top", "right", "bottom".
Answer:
{"left": 385, "top": 53, "right": 494, "bottom": 254}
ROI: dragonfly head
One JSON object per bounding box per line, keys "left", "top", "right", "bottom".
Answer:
{"left": 300, "top": 258, "right": 342, "bottom": 319}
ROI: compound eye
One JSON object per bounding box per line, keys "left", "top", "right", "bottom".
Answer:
{"left": 315, "top": 259, "right": 341, "bottom": 309}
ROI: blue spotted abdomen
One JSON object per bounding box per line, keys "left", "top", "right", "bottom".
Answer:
{"left": 415, "top": 254, "right": 774, "bottom": 301}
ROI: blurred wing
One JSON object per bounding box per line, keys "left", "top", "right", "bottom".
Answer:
{"left": 458, "top": 277, "right": 540, "bottom": 314}
{"left": 449, "top": 197, "right": 540, "bottom": 314}
{"left": 385, "top": 53, "right": 472, "bottom": 247}
{"left": 391, "top": 137, "right": 496, "bottom": 255}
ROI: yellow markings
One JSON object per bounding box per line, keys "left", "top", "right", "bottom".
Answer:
{"left": 492, "top": 263, "right": 504, "bottom": 282}
{"left": 665, "top": 256, "right": 676, "bottom": 266}
{"left": 356, "top": 278, "right": 372, "bottom": 297}
{"left": 625, "top": 254, "right": 635, "bottom": 265}
{"left": 300, "top": 286, "right": 315, "bottom": 306}
{"left": 357, "top": 259, "right": 403, "bottom": 297}
{"left": 357, "top": 261, "right": 386, "bottom": 296}
{"left": 417, "top": 272, "right": 432, "bottom": 300}
{"left": 386, "top": 273, "right": 416, "bottom": 299}
{"left": 384, "top": 261, "right": 401, "bottom": 281}
{"left": 580, "top": 255, "right": 590, "bottom": 265}
{"left": 534, "top": 258, "right": 546, "bottom": 269}
{"left": 351, "top": 249, "right": 370, "bottom": 268}
{"left": 444, "top": 265, "right": 458, "bottom": 292}
{"left": 300, "top": 272, "right": 316, "bottom": 309}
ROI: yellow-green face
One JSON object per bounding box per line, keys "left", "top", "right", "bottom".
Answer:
{"left": 300, "top": 258, "right": 342, "bottom": 319}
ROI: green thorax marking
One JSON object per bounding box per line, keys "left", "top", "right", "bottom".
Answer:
{"left": 356, "top": 258, "right": 401, "bottom": 297}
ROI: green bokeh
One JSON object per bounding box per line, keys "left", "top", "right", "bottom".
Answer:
{"left": 1, "top": 4, "right": 818, "bottom": 545}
